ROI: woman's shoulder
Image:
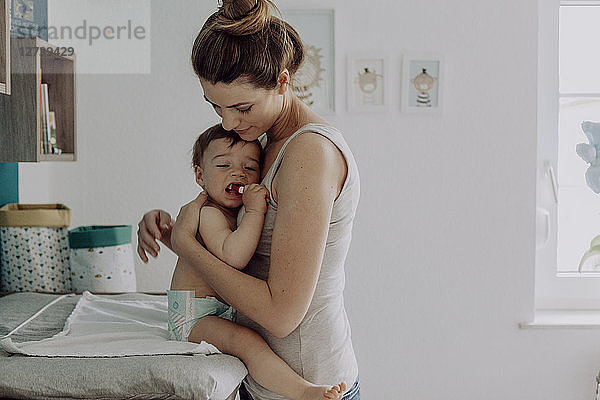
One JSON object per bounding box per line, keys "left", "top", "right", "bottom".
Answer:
{"left": 284, "top": 129, "right": 343, "bottom": 165}
{"left": 276, "top": 127, "right": 347, "bottom": 189}
{"left": 286, "top": 123, "right": 343, "bottom": 151}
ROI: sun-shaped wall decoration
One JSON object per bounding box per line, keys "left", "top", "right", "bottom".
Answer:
{"left": 291, "top": 44, "right": 325, "bottom": 107}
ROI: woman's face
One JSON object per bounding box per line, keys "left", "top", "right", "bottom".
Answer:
{"left": 200, "top": 78, "right": 283, "bottom": 141}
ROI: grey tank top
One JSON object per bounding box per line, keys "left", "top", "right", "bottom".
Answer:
{"left": 236, "top": 123, "right": 360, "bottom": 399}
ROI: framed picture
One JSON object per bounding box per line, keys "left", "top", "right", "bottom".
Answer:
{"left": 10, "top": 0, "right": 48, "bottom": 41}
{"left": 347, "top": 54, "right": 388, "bottom": 112}
{"left": 283, "top": 9, "right": 335, "bottom": 115}
{"left": 401, "top": 53, "right": 443, "bottom": 113}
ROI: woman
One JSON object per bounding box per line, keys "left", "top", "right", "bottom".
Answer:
{"left": 137, "top": 1, "right": 360, "bottom": 399}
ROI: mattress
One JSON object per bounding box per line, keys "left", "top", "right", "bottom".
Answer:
{"left": 0, "top": 292, "right": 248, "bottom": 400}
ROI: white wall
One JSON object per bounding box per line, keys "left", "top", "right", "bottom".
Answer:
{"left": 18, "top": 0, "right": 600, "bottom": 398}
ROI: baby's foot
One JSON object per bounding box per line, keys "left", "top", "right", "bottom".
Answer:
{"left": 301, "top": 382, "right": 346, "bottom": 400}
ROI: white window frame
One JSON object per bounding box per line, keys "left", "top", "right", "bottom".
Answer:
{"left": 536, "top": 0, "right": 600, "bottom": 309}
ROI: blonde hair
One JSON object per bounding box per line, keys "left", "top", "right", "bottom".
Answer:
{"left": 191, "top": 0, "right": 304, "bottom": 89}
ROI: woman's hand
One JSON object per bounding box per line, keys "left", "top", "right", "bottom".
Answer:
{"left": 171, "top": 192, "right": 209, "bottom": 257}
{"left": 137, "top": 209, "right": 175, "bottom": 263}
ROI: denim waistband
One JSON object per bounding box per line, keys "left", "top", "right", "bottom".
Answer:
{"left": 341, "top": 378, "right": 360, "bottom": 400}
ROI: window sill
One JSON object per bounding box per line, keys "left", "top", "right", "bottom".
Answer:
{"left": 520, "top": 309, "right": 600, "bottom": 329}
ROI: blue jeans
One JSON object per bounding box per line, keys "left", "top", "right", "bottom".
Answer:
{"left": 341, "top": 378, "right": 360, "bottom": 400}
{"left": 239, "top": 378, "right": 360, "bottom": 400}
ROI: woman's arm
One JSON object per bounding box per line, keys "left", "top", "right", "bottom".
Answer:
{"left": 136, "top": 194, "right": 208, "bottom": 263}
{"left": 172, "top": 133, "right": 346, "bottom": 338}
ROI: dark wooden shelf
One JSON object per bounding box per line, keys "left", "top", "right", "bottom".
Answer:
{"left": 0, "top": 0, "right": 9, "bottom": 95}
{"left": 0, "top": 37, "right": 76, "bottom": 162}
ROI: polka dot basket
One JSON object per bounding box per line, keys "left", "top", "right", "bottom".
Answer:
{"left": 68, "top": 225, "right": 136, "bottom": 293}
{"left": 0, "top": 204, "right": 72, "bottom": 293}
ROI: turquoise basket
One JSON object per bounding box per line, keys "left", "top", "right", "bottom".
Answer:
{"left": 67, "top": 225, "right": 136, "bottom": 293}
{"left": 68, "top": 225, "right": 132, "bottom": 249}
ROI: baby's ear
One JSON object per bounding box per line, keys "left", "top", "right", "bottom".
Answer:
{"left": 194, "top": 165, "right": 204, "bottom": 187}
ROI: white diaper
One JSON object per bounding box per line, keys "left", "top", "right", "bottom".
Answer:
{"left": 167, "top": 290, "right": 236, "bottom": 341}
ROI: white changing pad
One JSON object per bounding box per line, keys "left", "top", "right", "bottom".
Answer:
{"left": 0, "top": 290, "right": 219, "bottom": 357}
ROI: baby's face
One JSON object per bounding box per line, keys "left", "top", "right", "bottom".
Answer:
{"left": 196, "top": 138, "right": 261, "bottom": 209}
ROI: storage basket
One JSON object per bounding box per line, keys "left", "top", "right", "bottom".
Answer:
{"left": 0, "top": 204, "right": 71, "bottom": 293}
{"left": 68, "top": 225, "right": 136, "bottom": 293}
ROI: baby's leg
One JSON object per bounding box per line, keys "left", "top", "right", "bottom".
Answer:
{"left": 189, "top": 316, "right": 346, "bottom": 400}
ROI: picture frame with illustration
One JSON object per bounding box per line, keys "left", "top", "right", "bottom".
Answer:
{"left": 283, "top": 9, "right": 335, "bottom": 115}
{"left": 10, "top": 0, "right": 48, "bottom": 41}
{"left": 347, "top": 54, "right": 388, "bottom": 112}
{"left": 401, "top": 54, "right": 443, "bottom": 114}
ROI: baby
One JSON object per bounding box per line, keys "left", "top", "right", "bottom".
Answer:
{"left": 167, "top": 124, "right": 346, "bottom": 400}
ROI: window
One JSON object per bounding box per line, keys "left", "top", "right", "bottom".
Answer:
{"left": 536, "top": 0, "right": 600, "bottom": 309}
{"left": 557, "top": 3, "right": 600, "bottom": 272}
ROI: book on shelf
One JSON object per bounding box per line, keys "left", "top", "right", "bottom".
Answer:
{"left": 48, "top": 111, "right": 61, "bottom": 155}
{"left": 39, "top": 80, "right": 43, "bottom": 153}
{"left": 40, "top": 82, "right": 49, "bottom": 154}
{"left": 38, "top": 81, "right": 63, "bottom": 156}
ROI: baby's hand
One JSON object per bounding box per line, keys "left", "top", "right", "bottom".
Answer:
{"left": 242, "top": 184, "right": 269, "bottom": 214}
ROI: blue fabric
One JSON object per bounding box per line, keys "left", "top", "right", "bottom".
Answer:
{"left": 341, "top": 379, "right": 360, "bottom": 400}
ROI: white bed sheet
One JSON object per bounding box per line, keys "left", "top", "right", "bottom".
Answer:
{"left": 0, "top": 291, "right": 247, "bottom": 400}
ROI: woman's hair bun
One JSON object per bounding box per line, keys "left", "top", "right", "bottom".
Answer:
{"left": 216, "top": 0, "right": 275, "bottom": 35}
{"left": 192, "top": 0, "right": 304, "bottom": 89}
